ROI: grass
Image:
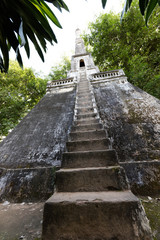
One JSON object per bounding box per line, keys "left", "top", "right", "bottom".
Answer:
{"left": 141, "top": 197, "right": 160, "bottom": 240}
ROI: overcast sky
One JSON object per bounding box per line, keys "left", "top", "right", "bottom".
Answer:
{"left": 10, "top": 0, "right": 124, "bottom": 76}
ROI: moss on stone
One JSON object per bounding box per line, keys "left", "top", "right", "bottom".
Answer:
{"left": 142, "top": 198, "right": 160, "bottom": 240}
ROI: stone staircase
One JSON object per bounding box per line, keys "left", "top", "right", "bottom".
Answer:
{"left": 42, "top": 69, "right": 152, "bottom": 240}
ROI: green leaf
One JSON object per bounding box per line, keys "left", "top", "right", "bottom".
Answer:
{"left": 145, "top": 0, "right": 158, "bottom": 24}
{"left": 24, "top": 35, "right": 30, "bottom": 58}
{"left": 121, "top": 0, "right": 133, "bottom": 20}
{"left": 101, "top": 0, "right": 107, "bottom": 8}
{"left": 139, "top": 0, "right": 149, "bottom": 15}
{"left": 30, "top": 0, "right": 62, "bottom": 28}
{"left": 19, "top": 20, "right": 26, "bottom": 47}
{"left": 16, "top": 48, "right": 23, "bottom": 69}
{"left": 0, "top": 39, "right": 9, "bottom": 72}
{"left": 0, "top": 55, "right": 5, "bottom": 72}
{"left": 24, "top": 26, "right": 45, "bottom": 62}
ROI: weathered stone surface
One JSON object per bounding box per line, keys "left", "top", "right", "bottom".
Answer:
{"left": 42, "top": 191, "right": 152, "bottom": 240}
{"left": 76, "top": 112, "right": 97, "bottom": 120}
{"left": 0, "top": 89, "right": 75, "bottom": 202}
{"left": 69, "top": 129, "right": 107, "bottom": 141}
{"left": 66, "top": 138, "right": 110, "bottom": 152}
{"left": 0, "top": 89, "right": 76, "bottom": 168}
{"left": 0, "top": 167, "right": 56, "bottom": 202}
{"left": 121, "top": 160, "right": 160, "bottom": 196}
{"left": 76, "top": 106, "right": 94, "bottom": 114}
{"left": 56, "top": 166, "right": 129, "bottom": 192}
{"left": 42, "top": 31, "right": 153, "bottom": 239}
{"left": 62, "top": 150, "right": 119, "bottom": 168}
{"left": 93, "top": 82, "right": 160, "bottom": 162}
{"left": 72, "top": 123, "right": 103, "bottom": 132}
{"left": 92, "top": 81, "right": 160, "bottom": 195}
{"left": 74, "top": 118, "right": 99, "bottom": 125}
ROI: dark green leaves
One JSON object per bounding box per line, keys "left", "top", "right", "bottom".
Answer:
{"left": 0, "top": 0, "right": 158, "bottom": 73}
{"left": 146, "top": 0, "right": 159, "bottom": 24}
{"left": 0, "top": 0, "right": 68, "bottom": 72}
{"left": 121, "top": 0, "right": 159, "bottom": 25}
{"left": 0, "top": 61, "right": 47, "bottom": 138}
{"left": 139, "top": 0, "right": 149, "bottom": 15}
{"left": 101, "top": 0, "right": 107, "bottom": 8}
{"left": 83, "top": 4, "right": 160, "bottom": 99}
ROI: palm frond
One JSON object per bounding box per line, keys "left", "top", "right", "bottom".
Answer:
{"left": 0, "top": 0, "right": 68, "bottom": 72}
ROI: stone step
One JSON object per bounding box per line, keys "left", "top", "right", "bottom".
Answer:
{"left": 71, "top": 123, "right": 103, "bottom": 132}
{"left": 66, "top": 138, "right": 110, "bottom": 151}
{"left": 76, "top": 107, "right": 94, "bottom": 114}
{"left": 76, "top": 98, "right": 92, "bottom": 103}
{"left": 74, "top": 118, "right": 99, "bottom": 126}
{"left": 77, "top": 90, "right": 91, "bottom": 95}
{"left": 76, "top": 97, "right": 92, "bottom": 104}
{"left": 78, "top": 84, "right": 89, "bottom": 87}
{"left": 77, "top": 94, "right": 92, "bottom": 99}
{"left": 76, "top": 103, "right": 93, "bottom": 108}
{"left": 76, "top": 112, "right": 97, "bottom": 120}
{"left": 62, "top": 149, "right": 119, "bottom": 168}
{"left": 78, "top": 86, "right": 90, "bottom": 90}
{"left": 42, "top": 191, "right": 152, "bottom": 240}
{"left": 56, "top": 166, "right": 129, "bottom": 192}
{"left": 78, "top": 85, "right": 89, "bottom": 87}
{"left": 78, "top": 81, "right": 88, "bottom": 84}
{"left": 77, "top": 90, "right": 91, "bottom": 94}
{"left": 78, "top": 89, "right": 90, "bottom": 93}
{"left": 69, "top": 129, "right": 106, "bottom": 141}
{"left": 78, "top": 82, "right": 89, "bottom": 86}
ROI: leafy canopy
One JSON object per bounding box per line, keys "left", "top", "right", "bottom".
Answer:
{"left": 0, "top": 0, "right": 68, "bottom": 72}
{"left": 0, "top": 0, "right": 159, "bottom": 73}
{"left": 121, "top": 0, "right": 160, "bottom": 24}
{"left": 83, "top": 1, "right": 160, "bottom": 99}
{"left": 0, "top": 61, "right": 47, "bottom": 138}
{"left": 49, "top": 56, "right": 71, "bottom": 81}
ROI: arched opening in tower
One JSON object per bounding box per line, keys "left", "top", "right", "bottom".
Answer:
{"left": 80, "top": 59, "right": 85, "bottom": 67}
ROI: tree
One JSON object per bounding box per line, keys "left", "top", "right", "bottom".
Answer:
{"left": 49, "top": 56, "right": 71, "bottom": 81}
{"left": 121, "top": 0, "right": 160, "bottom": 24}
{"left": 83, "top": 1, "right": 160, "bottom": 99}
{"left": 0, "top": 0, "right": 159, "bottom": 73}
{"left": 0, "top": 0, "right": 68, "bottom": 72}
{"left": 0, "top": 61, "right": 47, "bottom": 139}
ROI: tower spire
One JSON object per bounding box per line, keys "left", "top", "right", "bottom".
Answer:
{"left": 75, "top": 28, "right": 87, "bottom": 55}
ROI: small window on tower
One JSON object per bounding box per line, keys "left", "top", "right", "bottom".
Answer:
{"left": 80, "top": 59, "right": 85, "bottom": 67}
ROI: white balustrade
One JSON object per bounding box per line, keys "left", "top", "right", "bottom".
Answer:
{"left": 90, "top": 70, "right": 124, "bottom": 81}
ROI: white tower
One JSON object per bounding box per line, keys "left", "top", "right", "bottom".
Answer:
{"left": 67, "top": 29, "right": 99, "bottom": 79}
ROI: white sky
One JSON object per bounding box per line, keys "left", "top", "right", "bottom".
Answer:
{"left": 10, "top": 0, "right": 124, "bottom": 76}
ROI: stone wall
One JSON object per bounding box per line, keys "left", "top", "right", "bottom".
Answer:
{"left": 0, "top": 167, "right": 57, "bottom": 202}
{"left": 93, "top": 81, "right": 160, "bottom": 162}
{"left": 0, "top": 89, "right": 76, "bottom": 168}
{"left": 0, "top": 88, "right": 76, "bottom": 202}
{"left": 93, "top": 80, "right": 160, "bottom": 195}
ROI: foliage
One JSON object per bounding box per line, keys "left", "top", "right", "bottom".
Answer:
{"left": 0, "top": 0, "right": 68, "bottom": 72}
{"left": 142, "top": 198, "right": 160, "bottom": 240}
{"left": 49, "top": 56, "right": 71, "bottom": 81}
{"left": 0, "top": 0, "right": 159, "bottom": 73}
{"left": 0, "top": 61, "right": 47, "bottom": 138}
{"left": 121, "top": 0, "right": 160, "bottom": 25}
{"left": 83, "top": 1, "right": 160, "bottom": 99}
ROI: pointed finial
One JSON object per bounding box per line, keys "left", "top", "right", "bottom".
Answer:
{"left": 75, "top": 28, "right": 81, "bottom": 38}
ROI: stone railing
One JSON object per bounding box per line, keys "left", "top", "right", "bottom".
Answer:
{"left": 89, "top": 69, "right": 125, "bottom": 81}
{"left": 47, "top": 77, "right": 74, "bottom": 87}
{"left": 89, "top": 69, "right": 127, "bottom": 85}
{"left": 46, "top": 77, "right": 76, "bottom": 93}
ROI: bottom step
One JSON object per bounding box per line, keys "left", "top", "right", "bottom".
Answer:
{"left": 42, "top": 191, "right": 153, "bottom": 240}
